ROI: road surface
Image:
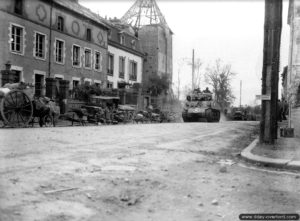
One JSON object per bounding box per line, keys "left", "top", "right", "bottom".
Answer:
{"left": 0, "top": 121, "right": 299, "bottom": 221}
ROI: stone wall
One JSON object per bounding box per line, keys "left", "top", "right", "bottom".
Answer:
{"left": 0, "top": 0, "right": 108, "bottom": 89}
{"left": 138, "top": 25, "right": 172, "bottom": 88}
{"left": 291, "top": 106, "right": 300, "bottom": 137}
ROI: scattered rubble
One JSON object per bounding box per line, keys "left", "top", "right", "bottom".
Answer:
{"left": 86, "top": 193, "right": 92, "bottom": 199}
{"left": 211, "top": 199, "right": 219, "bottom": 205}
{"left": 219, "top": 166, "right": 227, "bottom": 173}
{"left": 43, "top": 187, "right": 79, "bottom": 194}
{"left": 119, "top": 190, "right": 143, "bottom": 206}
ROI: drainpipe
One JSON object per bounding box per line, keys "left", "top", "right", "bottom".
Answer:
{"left": 48, "top": 0, "right": 53, "bottom": 78}
{"left": 288, "top": 2, "right": 294, "bottom": 128}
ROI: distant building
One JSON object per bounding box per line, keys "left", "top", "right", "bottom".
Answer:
{"left": 106, "top": 18, "right": 144, "bottom": 89}
{"left": 120, "top": 0, "right": 173, "bottom": 107}
{"left": 287, "top": 0, "right": 300, "bottom": 137}
{"left": 138, "top": 24, "right": 173, "bottom": 88}
{"left": 0, "top": 0, "right": 109, "bottom": 95}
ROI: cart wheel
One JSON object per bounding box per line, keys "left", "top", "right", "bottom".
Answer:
{"left": 43, "top": 114, "right": 54, "bottom": 127}
{"left": 0, "top": 90, "right": 33, "bottom": 127}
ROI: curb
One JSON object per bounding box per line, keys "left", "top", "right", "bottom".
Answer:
{"left": 241, "top": 138, "right": 300, "bottom": 171}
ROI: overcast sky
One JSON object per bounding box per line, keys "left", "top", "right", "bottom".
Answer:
{"left": 79, "top": 0, "right": 290, "bottom": 106}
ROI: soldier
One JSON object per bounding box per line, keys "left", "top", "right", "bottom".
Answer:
{"left": 203, "top": 87, "right": 211, "bottom": 93}
{"left": 194, "top": 88, "right": 201, "bottom": 93}
{"left": 184, "top": 95, "right": 192, "bottom": 110}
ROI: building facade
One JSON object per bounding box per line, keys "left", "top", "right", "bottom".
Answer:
{"left": 0, "top": 0, "right": 109, "bottom": 96}
{"left": 138, "top": 24, "right": 173, "bottom": 89}
{"left": 120, "top": 0, "right": 173, "bottom": 103}
{"left": 106, "top": 21, "right": 144, "bottom": 89}
{"left": 287, "top": 0, "right": 300, "bottom": 137}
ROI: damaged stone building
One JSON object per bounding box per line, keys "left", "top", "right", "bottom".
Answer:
{"left": 0, "top": 0, "right": 109, "bottom": 95}
{"left": 286, "top": 0, "right": 300, "bottom": 137}
{"left": 0, "top": 0, "right": 173, "bottom": 109}
{"left": 120, "top": 0, "right": 173, "bottom": 108}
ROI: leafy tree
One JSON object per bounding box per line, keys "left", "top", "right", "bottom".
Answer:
{"left": 71, "top": 83, "right": 102, "bottom": 101}
{"left": 148, "top": 74, "right": 171, "bottom": 96}
{"left": 204, "top": 59, "right": 236, "bottom": 111}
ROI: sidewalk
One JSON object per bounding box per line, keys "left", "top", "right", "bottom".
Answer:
{"left": 241, "top": 121, "right": 300, "bottom": 170}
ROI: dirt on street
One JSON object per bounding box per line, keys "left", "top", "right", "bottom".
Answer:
{"left": 0, "top": 121, "right": 299, "bottom": 221}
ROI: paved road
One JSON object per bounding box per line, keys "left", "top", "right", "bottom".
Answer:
{"left": 0, "top": 121, "right": 299, "bottom": 221}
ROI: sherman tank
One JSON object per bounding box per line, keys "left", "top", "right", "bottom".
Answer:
{"left": 182, "top": 89, "right": 220, "bottom": 122}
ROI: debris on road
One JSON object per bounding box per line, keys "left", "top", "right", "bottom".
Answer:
{"left": 86, "top": 193, "right": 92, "bottom": 199}
{"left": 219, "top": 166, "right": 227, "bottom": 173}
{"left": 211, "top": 199, "right": 219, "bottom": 205}
{"left": 101, "top": 165, "right": 137, "bottom": 172}
{"left": 119, "top": 189, "right": 143, "bottom": 206}
{"left": 10, "top": 178, "right": 19, "bottom": 184}
{"left": 43, "top": 187, "right": 79, "bottom": 194}
{"left": 218, "top": 159, "right": 235, "bottom": 166}
{"left": 90, "top": 167, "right": 102, "bottom": 173}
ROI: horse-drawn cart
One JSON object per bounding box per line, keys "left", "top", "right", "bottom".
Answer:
{"left": 0, "top": 83, "right": 59, "bottom": 128}
{"left": 0, "top": 87, "right": 33, "bottom": 127}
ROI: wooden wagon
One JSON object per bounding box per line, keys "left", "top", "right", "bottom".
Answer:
{"left": 0, "top": 83, "right": 59, "bottom": 127}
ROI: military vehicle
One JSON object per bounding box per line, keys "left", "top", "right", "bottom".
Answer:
{"left": 182, "top": 89, "right": 220, "bottom": 122}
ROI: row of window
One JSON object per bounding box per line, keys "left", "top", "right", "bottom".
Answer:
{"left": 10, "top": 23, "right": 102, "bottom": 71}
{"left": 9, "top": 23, "right": 137, "bottom": 80}
{"left": 14, "top": 0, "right": 139, "bottom": 52}
{"left": 107, "top": 53, "right": 137, "bottom": 81}
{"left": 56, "top": 15, "right": 92, "bottom": 42}
{"left": 108, "top": 30, "right": 136, "bottom": 50}
{"left": 14, "top": 0, "right": 93, "bottom": 42}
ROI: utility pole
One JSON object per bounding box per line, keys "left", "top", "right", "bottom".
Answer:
{"left": 192, "top": 49, "right": 195, "bottom": 90}
{"left": 260, "top": 0, "right": 282, "bottom": 144}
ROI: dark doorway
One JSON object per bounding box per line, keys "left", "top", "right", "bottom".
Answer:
{"left": 35, "top": 74, "right": 44, "bottom": 96}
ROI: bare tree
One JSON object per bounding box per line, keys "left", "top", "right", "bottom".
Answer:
{"left": 205, "top": 59, "right": 236, "bottom": 111}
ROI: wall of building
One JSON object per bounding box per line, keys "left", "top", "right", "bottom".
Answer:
{"left": 0, "top": 0, "right": 108, "bottom": 89}
{"left": 288, "top": 0, "right": 300, "bottom": 137}
{"left": 291, "top": 107, "right": 300, "bottom": 138}
{"left": 157, "top": 26, "right": 172, "bottom": 79}
{"left": 139, "top": 25, "right": 158, "bottom": 87}
{"left": 107, "top": 45, "right": 142, "bottom": 88}
{"left": 138, "top": 24, "right": 172, "bottom": 88}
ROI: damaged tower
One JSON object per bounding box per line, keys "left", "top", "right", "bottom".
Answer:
{"left": 121, "top": 0, "right": 173, "bottom": 91}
